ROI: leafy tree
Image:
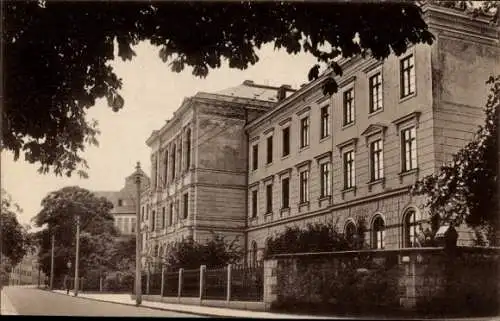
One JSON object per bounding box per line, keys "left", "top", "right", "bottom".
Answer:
{"left": 4, "top": 0, "right": 441, "bottom": 177}
{"left": 265, "top": 219, "right": 368, "bottom": 258}
{"left": 1, "top": 189, "right": 28, "bottom": 266}
{"left": 164, "top": 233, "right": 242, "bottom": 270}
{"left": 32, "top": 186, "right": 118, "bottom": 279}
{"left": 412, "top": 75, "right": 499, "bottom": 245}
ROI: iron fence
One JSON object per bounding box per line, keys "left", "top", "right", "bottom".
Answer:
{"left": 149, "top": 272, "right": 162, "bottom": 295}
{"left": 181, "top": 268, "right": 200, "bottom": 297}
{"left": 203, "top": 266, "right": 227, "bottom": 300}
{"left": 230, "top": 262, "right": 264, "bottom": 301}
{"left": 83, "top": 276, "right": 100, "bottom": 292}
{"left": 163, "top": 271, "right": 178, "bottom": 297}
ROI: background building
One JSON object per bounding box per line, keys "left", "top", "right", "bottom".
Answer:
{"left": 8, "top": 251, "right": 47, "bottom": 286}
{"left": 94, "top": 169, "right": 150, "bottom": 237}
{"left": 245, "top": 2, "right": 499, "bottom": 262}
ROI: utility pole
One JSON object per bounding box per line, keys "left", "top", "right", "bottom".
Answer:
{"left": 135, "top": 162, "right": 142, "bottom": 306}
{"left": 74, "top": 215, "right": 80, "bottom": 297}
{"left": 50, "top": 233, "right": 55, "bottom": 290}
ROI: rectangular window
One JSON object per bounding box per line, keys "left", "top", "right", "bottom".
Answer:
{"left": 320, "top": 162, "right": 332, "bottom": 197}
{"left": 252, "top": 144, "right": 258, "bottom": 170}
{"left": 300, "top": 117, "right": 309, "bottom": 148}
{"left": 251, "top": 190, "right": 258, "bottom": 218}
{"left": 118, "top": 199, "right": 123, "bottom": 207}
{"left": 343, "top": 88, "right": 355, "bottom": 125}
{"left": 141, "top": 206, "right": 144, "bottom": 222}
{"left": 320, "top": 106, "right": 330, "bottom": 139}
{"left": 344, "top": 150, "right": 355, "bottom": 189}
{"left": 266, "top": 184, "right": 273, "bottom": 214}
{"left": 171, "top": 147, "right": 176, "bottom": 180}
{"left": 131, "top": 218, "right": 136, "bottom": 233}
{"left": 281, "top": 177, "right": 290, "bottom": 209}
{"left": 282, "top": 127, "right": 290, "bottom": 157}
{"left": 369, "top": 73, "right": 383, "bottom": 113}
{"left": 169, "top": 203, "right": 173, "bottom": 226}
{"left": 185, "top": 130, "right": 191, "bottom": 170}
{"left": 299, "top": 170, "right": 309, "bottom": 203}
{"left": 162, "top": 207, "right": 166, "bottom": 228}
{"left": 402, "top": 127, "right": 417, "bottom": 172}
{"left": 266, "top": 136, "right": 273, "bottom": 164}
{"left": 400, "top": 54, "right": 415, "bottom": 98}
{"left": 151, "top": 211, "right": 156, "bottom": 231}
{"left": 176, "top": 199, "right": 180, "bottom": 222}
{"left": 183, "top": 193, "right": 189, "bottom": 219}
{"left": 370, "top": 139, "right": 384, "bottom": 181}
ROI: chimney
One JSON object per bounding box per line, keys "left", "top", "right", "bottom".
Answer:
{"left": 277, "top": 84, "right": 292, "bottom": 101}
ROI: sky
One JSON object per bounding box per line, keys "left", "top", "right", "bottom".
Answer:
{"left": 2, "top": 41, "right": 318, "bottom": 226}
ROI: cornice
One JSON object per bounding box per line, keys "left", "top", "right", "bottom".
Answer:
{"left": 295, "top": 159, "right": 312, "bottom": 169}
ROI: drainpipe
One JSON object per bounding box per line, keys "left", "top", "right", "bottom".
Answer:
{"left": 243, "top": 108, "right": 249, "bottom": 266}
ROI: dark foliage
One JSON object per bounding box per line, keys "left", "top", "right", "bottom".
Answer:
{"left": 264, "top": 219, "right": 368, "bottom": 258}
{"left": 412, "top": 76, "right": 499, "bottom": 245}
{"left": 4, "top": 1, "right": 439, "bottom": 177}
{"left": 164, "top": 233, "right": 242, "bottom": 270}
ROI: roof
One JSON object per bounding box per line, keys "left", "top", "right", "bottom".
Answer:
{"left": 214, "top": 80, "right": 295, "bottom": 103}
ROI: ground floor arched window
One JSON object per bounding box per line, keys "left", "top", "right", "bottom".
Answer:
{"left": 372, "top": 215, "right": 385, "bottom": 249}
{"left": 251, "top": 241, "right": 258, "bottom": 267}
{"left": 344, "top": 220, "right": 356, "bottom": 244}
{"left": 403, "top": 209, "right": 420, "bottom": 247}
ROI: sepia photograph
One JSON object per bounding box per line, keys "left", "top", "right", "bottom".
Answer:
{"left": 1, "top": 0, "right": 499, "bottom": 319}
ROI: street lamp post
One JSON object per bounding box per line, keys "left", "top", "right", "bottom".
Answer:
{"left": 134, "top": 162, "right": 143, "bottom": 306}
{"left": 74, "top": 215, "right": 80, "bottom": 297}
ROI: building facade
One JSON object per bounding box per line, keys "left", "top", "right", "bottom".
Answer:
{"left": 140, "top": 81, "right": 294, "bottom": 266}
{"left": 245, "top": 3, "right": 499, "bottom": 262}
{"left": 140, "top": 3, "right": 499, "bottom": 267}
{"left": 94, "top": 169, "right": 150, "bottom": 237}
{"left": 8, "top": 252, "right": 47, "bottom": 286}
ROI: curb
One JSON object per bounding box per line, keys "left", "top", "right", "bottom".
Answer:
{"left": 46, "top": 290, "right": 222, "bottom": 318}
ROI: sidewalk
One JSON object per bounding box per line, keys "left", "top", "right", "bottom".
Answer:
{"left": 51, "top": 290, "right": 335, "bottom": 319}
{"left": 1, "top": 288, "right": 18, "bottom": 315}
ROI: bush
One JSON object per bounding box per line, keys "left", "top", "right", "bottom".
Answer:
{"left": 165, "top": 233, "right": 242, "bottom": 270}
{"left": 265, "top": 219, "right": 368, "bottom": 258}
{"left": 103, "top": 271, "right": 134, "bottom": 293}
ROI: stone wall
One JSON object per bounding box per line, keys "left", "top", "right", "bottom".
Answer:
{"left": 263, "top": 247, "right": 500, "bottom": 317}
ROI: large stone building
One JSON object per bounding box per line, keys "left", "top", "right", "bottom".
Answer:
{"left": 140, "top": 3, "right": 499, "bottom": 266}
{"left": 245, "top": 2, "right": 499, "bottom": 262}
{"left": 94, "top": 169, "right": 150, "bottom": 236}
{"left": 140, "top": 81, "right": 295, "bottom": 265}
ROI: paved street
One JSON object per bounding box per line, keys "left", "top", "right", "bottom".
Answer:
{"left": 1, "top": 286, "right": 203, "bottom": 317}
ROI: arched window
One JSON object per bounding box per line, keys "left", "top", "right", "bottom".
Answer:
{"left": 344, "top": 220, "right": 356, "bottom": 244}
{"left": 251, "top": 241, "right": 258, "bottom": 267}
{"left": 171, "top": 144, "right": 176, "bottom": 180}
{"left": 403, "top": 209, "right": 420, "bottom": 247}
{"left": 372, "top": 215, "right": 385, "bottom": 249}
{"left": 185, "top": 129, "right": 191, "bottom": 170}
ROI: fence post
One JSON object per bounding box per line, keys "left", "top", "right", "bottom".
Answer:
{"left": 177, "top": 268, "right": 183, "bottom": 303}
{"left": 226, "top": 264, "right": 232, "bottom": 304}
{"left": 146, "top": 270, "right": 150, "bottom": 295}
{"left": 199, "top": 265, "right": 206, "bottom": 302}
{"left": 160, "top": 265, "right": 165, "bottom": 297}
{"left": 99, "top": 277, "right": 103, "bottom": 292}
